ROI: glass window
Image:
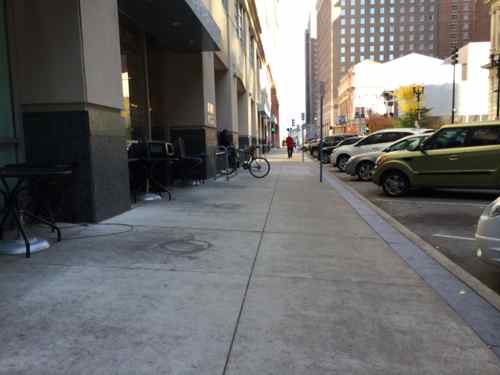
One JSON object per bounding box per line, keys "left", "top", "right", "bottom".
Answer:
{"left": 381, "top": 132, "right": 411, "bottom": 143}
{"left": 120, "top": 19, "right": 149, "bottom": 141}
{"left": 358, "top": 133, "right": 386, "bottom": 146}
{"left": 468, "top": 127, "right": 500, "bottom": 146}
{"left": 0, "top": 0, "right": 14, "bottom": 141}
{"left": 425, "top": 129, "right": 469, "bottom": 150}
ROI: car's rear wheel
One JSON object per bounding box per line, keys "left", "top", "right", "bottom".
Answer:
{"left": 356, "top": 161, "right": 374, "bottom": 181}
{"left": 311, "top": 149, "right": 319, "bottom": 158}
{"left": 382, "top": 171, "right": 409, "bottom": 197}
{"left": 336, "top": 155, "right": 350, "bottom": 172}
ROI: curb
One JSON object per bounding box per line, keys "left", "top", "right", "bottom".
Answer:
{"left": 325, "top": 166, "right": 500, "bottom": 314}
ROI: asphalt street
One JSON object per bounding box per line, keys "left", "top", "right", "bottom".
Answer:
{"left": 328, "top": 165, "right": 500, "bottom": 296}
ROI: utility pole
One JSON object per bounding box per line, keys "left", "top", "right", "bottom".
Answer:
{"left": 492, "top": 53, "right": 500, "bottom": 119}
{"left": 319, "top": 82, "right": 325, "bottom": 183}
{"left": 451, "top": 47, "right": 458, "bottom": 124}
{"left": 412, "top": 85, "right": 424, "bottom": 128}
{"left": 301, "top": 112, "right": 305, "bottom": 163}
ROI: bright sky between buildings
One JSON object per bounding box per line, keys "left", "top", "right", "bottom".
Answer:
{"left": 277, "top": 0, "right": 315, "bottom": 140}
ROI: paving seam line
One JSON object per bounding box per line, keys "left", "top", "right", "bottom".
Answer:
{"left": 307, "top": 161, "right": 500, "bottom": 357}
{"left": 221, "top": 167, "right": 282, "bottom": 375}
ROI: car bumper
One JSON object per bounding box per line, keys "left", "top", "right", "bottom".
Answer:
{"left": 372, "top": 168, "right": 383, "bottom": 185}
{"left": 476, "top": 215, "right": 500, "bottom": 265}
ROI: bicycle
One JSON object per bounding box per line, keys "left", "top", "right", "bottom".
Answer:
{"left": 227, "top": 145, "right": 271, "bottom": 179}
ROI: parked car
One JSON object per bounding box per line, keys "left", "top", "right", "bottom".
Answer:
{"left": 322, "top": 136, "right": 362, "bottom": 164}
{"left": 344, "top": 134, "right": 430, "bottom": 181}
{"left": 372, "top": 122, "right": 500, "bottom": 197}
{"left": 310, "top": 134, "right": 351, "bottom": 159}
{"left": 332, "top": 128, "right": 430, "bottom": 172}
{"left": 303, "top": 139, "right": 316, "bottom": 152}
{"left": 476, "top": 196, "right": 500, "bottom": 266}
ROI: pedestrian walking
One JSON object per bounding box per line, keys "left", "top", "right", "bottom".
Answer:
{"left": 285, "top": 135, "right": 295, "bottom": 159}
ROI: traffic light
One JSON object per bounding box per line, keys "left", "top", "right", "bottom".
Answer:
{"left": 271, "top": 126, "right": 276, "bottom": 134}
{"left": 292, "top": 119, "right": 295, "bottom": 127}
{"left": 451, "top": 48, "right": 459, "bottom": 65}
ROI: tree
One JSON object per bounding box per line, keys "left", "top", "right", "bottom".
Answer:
{"left": 396, "top": 109, "right": 431, "bottom": 129}
{"left": 394, "top": 85, "right": 423, "bottom": 113}
{"left": 394, "top": 85, "right": 431, "bottom": 128}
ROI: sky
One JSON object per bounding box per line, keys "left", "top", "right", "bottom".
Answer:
{"left": 276, "top": 0, "right": 315, "bottom": 140}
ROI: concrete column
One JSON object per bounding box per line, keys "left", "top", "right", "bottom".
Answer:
{"left": 215, "top": 69, "right": 234, "bottom": 134}
{"left": 238, "top": 91, "right": 250, "bottom": 147}
{"left": 153, "top": 50, "right": 218, "bottom": 178}
{"left": 250, "top": 99, "right": 258, "bottom": 145}
{"left": 11, "top": 0, "right": 129, "bottom": 222}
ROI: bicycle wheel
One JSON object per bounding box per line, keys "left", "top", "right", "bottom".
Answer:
{"left": 248, "top": 157, "right": 271, "bottom": 178}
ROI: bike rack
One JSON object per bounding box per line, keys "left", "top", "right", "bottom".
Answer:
{"left": 214, "top": 144, "right": 271, "bottom": 182}
{"left": 214, "top": 146, "right": 232, "bottom": 182}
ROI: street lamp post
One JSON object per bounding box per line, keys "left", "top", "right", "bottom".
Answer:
{"left": 301, "top": 112, "right": 305, "bottom": 163}
{"left": 451, "top": 48, "right": 458, "bottom": 124}
{"left": 490, "top": 53, "right": 500, "bottom": 120}
{"left": 319, "top": 82, "right": 325, "bottom": 183}
{"left": 413, "top": 85, "right": 425, "bottom": 128}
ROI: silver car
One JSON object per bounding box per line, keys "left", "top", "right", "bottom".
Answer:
{"left": 476, "top": 197, "right": 500, "bottom": 266}
{"left": 344, "top": 134, "right": 429, "bottom": 181}
{"left": 331, "top": 128, "right": 430, "bottom": 172}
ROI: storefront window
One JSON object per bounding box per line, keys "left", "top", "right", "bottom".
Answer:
{"left": 0, "top": 0, "right": 16, "bottom": 164}
{"left": 120, "top": 18, "right": 149, "bottom": 141}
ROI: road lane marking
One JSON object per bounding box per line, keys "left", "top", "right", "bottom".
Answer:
{"left": 432, "top": 234, "right": 476, "bottom": 241}
{"left": 374, "top": 199, "right": 488, "bottom": 208}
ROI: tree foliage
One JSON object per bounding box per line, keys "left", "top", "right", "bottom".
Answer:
{"left": 394, "top": 86, "right": 419, "bottom": 113}
{"left": 394, "top": 85, "right": 431, "bottom": 128}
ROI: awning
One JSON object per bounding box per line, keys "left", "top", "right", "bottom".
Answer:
{"left": 118, "top": 0, "right": 221, "bottom": 52}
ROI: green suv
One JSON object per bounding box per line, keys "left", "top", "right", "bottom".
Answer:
{"left": 372, "top": 122, "right": 500, "bottom": 197}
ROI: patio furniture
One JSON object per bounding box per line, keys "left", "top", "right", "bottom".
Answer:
{"left": 128, "top": 142, "right": 178, "bottom": 202}
{"left": 0, "top": 164, "right": 73, "bottom": 258}
{"left": 173, "top": 138, "right": 205, "bottom": 184}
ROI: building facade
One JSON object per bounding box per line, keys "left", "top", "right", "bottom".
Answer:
{"left": 488, "top": 0, "right": 500, "bottom": 119}
{"left": 1, "top": 0, "right": 277, "bottom": 222}
{"left": 255, "top": 0, "right": 280, "bottom": 147}
{"left": 437, "top": 0, "right": 490, "bottom": 59}
{"left": 314, "top": 0, "right": 439, "bottom": 135}
{"left": 337, "top": 46, "right": 490, "bottom": 130}
{"left": 305, "top": 15, "right": 320, "bottom": 140}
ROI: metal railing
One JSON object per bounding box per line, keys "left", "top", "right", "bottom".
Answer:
{"left": 215, "top": 146, "right": 231, "bottom": 181}
{"left": 214, "top": 144, "right": 272, "bottom": 181}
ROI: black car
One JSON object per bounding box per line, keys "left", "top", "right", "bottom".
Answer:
{"left": 310, "top": 135, "right": 361, "bottom": 162}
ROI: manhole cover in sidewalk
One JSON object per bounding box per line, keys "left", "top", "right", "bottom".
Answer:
{"left": 156, "top": 234, "right": 212, "bottom": 255}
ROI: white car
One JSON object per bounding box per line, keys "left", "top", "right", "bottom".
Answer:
{"left": 331, "top": 128, "right": 433, "bottom": 172}
{"left": 476, "top": 197, "right": 500, "bottom": 266}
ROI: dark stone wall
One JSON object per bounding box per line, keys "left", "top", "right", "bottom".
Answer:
{"left": 23, "top": 108, "right": 130, "bottom": 222}
{"left": 238, "top": 135, "right": 250, "bottom": 149}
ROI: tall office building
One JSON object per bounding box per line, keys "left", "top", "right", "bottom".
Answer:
{"left": 437, "top": 0, "right": 490, "bottom": 58}
{"left": 305, "top": 14, "right": 320, "bottom": 139}
{"left": 315, "top": 0, "right": 439, "bottom": 133}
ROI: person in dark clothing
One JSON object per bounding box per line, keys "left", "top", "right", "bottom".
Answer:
{"left": 285, "top": 135, "right": 295, "bottom": 159}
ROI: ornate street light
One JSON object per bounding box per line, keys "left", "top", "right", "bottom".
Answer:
{"left": 412, "top": 85, "right": 425, "bottom": 128}
{"left": 490, "top": 53, "right": 500, "bottom": 119}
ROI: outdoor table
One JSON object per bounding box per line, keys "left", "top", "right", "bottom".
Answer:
{"left": 128, "top": 157, "right": 179, "bottom": 202}
{"left": 0, "top": 164, "right": 73, "bottom": 258}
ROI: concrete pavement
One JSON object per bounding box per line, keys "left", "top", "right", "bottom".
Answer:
{"left": 0, "top": 150, "right": 499, "bottom": 374}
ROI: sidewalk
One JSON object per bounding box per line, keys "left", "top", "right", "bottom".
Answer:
{"left": 0, "top": 150, "right": 499, "bottom": 374}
